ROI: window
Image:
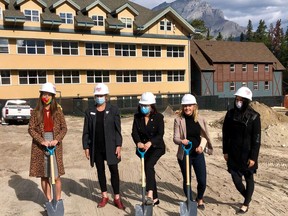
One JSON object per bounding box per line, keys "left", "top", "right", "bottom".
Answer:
{"left": 265, "top": 64, "right": 269, "bottom": 72}
{"left": 168, "top": 94, "right": 184, "bottom": 105}
{"left": 264, "top": 81, "right": 269, "bottom": 90}
{"left": 87, "top": 70, "right": 109, "bottom": 83}
{"left": 242, "top": 63, "right": 247, "bottom": 72}
{"left": 253, "top": 82, "right": 258, "bottom": 90}
{"left": 230, "top": 82, "right": 235, "bottom": 91}
{"left": 55, "top": 71, "right": 79, "bottom": 83}
{"left": 60, "top": 12, "right": 73, "bottom": 24}
{"left": 19, "top": 70, "right": 46, "bottom": 84}
{"left": 53, "top": 41, "right": 78, "bottom": 55}
{"left": 0, "top": 70, "right": 11, "bottom": 85}
{"left": 0, "top": 7, "right": 3, "bottom": 20}
{"left": 120, "top": 18, "right": 132, "bottom": 28}
{"left": 116, "top": 71, "right": 137, "bottom": 82}
{"left": 168, "top": 70, "right": 185, "bottom": 81}
{"left": 24, "top": 10, "right": 39, "bottom": 22}
{"left": 230, "top": 64, "right": 235, "bottom": 72}
{"left": 115, "top": 44, "right": 136, "bottom": 56}
{"left": 253, "top": 64, "right": 258, "bottom": 72}
{"left": 160, "top": 20, "right": 172, "bottom": 31}
{"left": 0, "top": 39, "right": 9, "bottom": 53}
{"left": 142, "top": 45, "right": 161, "bottom": 57}
{"left": 17, "top": 40, "right": 45, "bottom": 54}
{"left": 143, "top": 71, "right": 162, "bottom": 82}
{"left": 117, "top": 96, "right": 138, "bottom": 108}
{"left": 167, "top": 46, "right": 184, "bottom": 57}
{"left": 85, "top": 43, "right": 108, "bottom": 56}
{"left": 92, "top": 15, "right": 104, "bottom": 26}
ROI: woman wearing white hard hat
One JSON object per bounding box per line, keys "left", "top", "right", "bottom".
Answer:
{"left": 82, "top": 83, "right": 125, "bottom": 210}
{"left": 222, "top": 86, "right": 261, "bottom": 214}
{"left": 173, "top": 94, "right": 213, "bottom": 210}
{"left": 28, "top": 82, "right": 67, "bottom": 209}
{"left": 131, "top": 92, "right": 165, "bottom": 206}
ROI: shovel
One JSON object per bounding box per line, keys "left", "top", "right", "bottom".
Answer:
{"left": 45, "top": 147, "right": 64, "bottom": 216}
{"left": 180, "top": 142, "right": 197, "bottom": 216}
{"left": 135, "top": 148, "right": 153, "bottom": 216}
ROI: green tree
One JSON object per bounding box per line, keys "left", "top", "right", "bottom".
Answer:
{"left": 240, "top": 32, "right": 245, "bottom": 42}
{"left": 191, "top": 19, "right": 207, "bottom": 40}
{"left": 254, "top": 19, "right": 268, "bottom": 43}
{"left": 216, "top": 32, "right": 223, "bottom": 41}
{"left": 246, "top": 20, "right": 254, "bottom": 41}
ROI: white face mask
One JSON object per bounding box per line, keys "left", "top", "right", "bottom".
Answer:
{"left": 235, "top": 101, "right": 243, "bottom": 109}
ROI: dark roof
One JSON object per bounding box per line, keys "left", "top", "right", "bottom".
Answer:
{"left": 192, "top": 40, "right": 285, "bottom": 70}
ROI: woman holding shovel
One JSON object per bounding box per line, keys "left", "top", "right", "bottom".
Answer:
{"left": 222, "top": 86, "right": 261, "bottom": 214}
{"left": 173, "top": 94, "right": 213, "bottom": 210}
{"left": 82, "top": 83, "right": 125, "bottom": 210}
{"left": 28, "top": 82, "right": 67, "bottom": 208}
{"left": 132, "top": 92, "right": 165, "bottom": 206}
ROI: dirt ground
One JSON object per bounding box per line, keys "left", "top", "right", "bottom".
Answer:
{"left": 0, "top": 103, "right": 288, "bottom": 216}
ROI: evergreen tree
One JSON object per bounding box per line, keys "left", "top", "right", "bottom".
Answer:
{"left": 216, "top": 32, "right": 223, "bottom": 41}
{"left": 191, "top": 19, "right": 207, "bottom": 40}
{"left": 227, "top": 34, "right": 234, "bottom": 41}
{"left": 254, "top": 19, "right": 268, "bottom": 43}
{"left": 240, "top": 32, "right": 245, "bottom": 42}
{"left": 271, "top": 19, "right": 284, "bottom": 59}
{"left": 246, "top": 20, "right": 254, "bottom": 41}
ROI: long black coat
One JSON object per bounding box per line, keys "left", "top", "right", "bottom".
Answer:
{"left": 131, "top": 112, "right": 165, "bottom": 156}
{"left": 222, "top": 106, "right": 261, "bottom": 172}
{"left": 82, "top": 103, "right": 122, "bottom": 166}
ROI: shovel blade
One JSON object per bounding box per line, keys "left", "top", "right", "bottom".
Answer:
{"left": 46, "top": 199, "right": 64, "bottom": 216}
{"left": 135, "top": 204, "right": 153, "bottom": 216}
{"left": 180, "top": 201, "right": 197, "bottom": 216}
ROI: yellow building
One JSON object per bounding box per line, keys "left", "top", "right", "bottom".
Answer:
{"left": 0, "top": 0, "right": 195, "bottom": 101}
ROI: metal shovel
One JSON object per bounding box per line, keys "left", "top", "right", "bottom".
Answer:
{"left": 135, "top": 148, "right": 153, "bottom": 216}
{"left": 45, "top": 147, "right": 64, "bottom": 216}
{"left": 180, "top": 142, "right": 197, "bottom": 216}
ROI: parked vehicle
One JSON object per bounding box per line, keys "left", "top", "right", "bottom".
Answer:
{"left": 1, "top": 100, "right": 32, "bottom": 125}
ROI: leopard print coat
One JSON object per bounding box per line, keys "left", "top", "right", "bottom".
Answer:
{"left": 28, "top": 108, "right": 67, "bottom": 177}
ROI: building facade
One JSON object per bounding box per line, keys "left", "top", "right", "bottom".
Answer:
{"left": 0, "top": 0, "right": 195, "bottom": 101}
{"left": 191, "top": 40, "right": 285, "bottom": 98}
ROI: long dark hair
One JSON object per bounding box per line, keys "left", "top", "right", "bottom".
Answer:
{"left": 34, "top": 92, "right": 58, "bottom": 122}
{"left": 137, "top": 104, "right": 158, "bottom": 115}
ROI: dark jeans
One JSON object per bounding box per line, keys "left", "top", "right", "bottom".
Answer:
{"left": 178, "top": 152, "right": 207, "bottom": 201}
{"left": 230, "top": 169, "right": 254, "bottom": 206}
{"left": 94, "top": 151, "right": 120, "bottom": 194}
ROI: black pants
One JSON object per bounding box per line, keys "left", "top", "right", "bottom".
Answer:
{"left": 143, "top": 148, "right": 164, "bottom": 200}
{"left": 230, "top": 169, "right": 254, "bottom": 206}
{"left": 95, "top": 151, "right": 120, "bottom": 194}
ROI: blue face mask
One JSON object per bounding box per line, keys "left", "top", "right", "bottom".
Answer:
{"left": 140, "top": 106, "right": 150, "bottom": 115}
{"left": 95, "top": 97, "right": 105, "bottom": 105}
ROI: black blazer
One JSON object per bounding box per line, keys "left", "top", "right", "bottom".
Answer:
{"left": 131, "top": 112, "right": 165, "bottom": 153}
{"left": 82, "top": 103, "right": 122, "bottom": 166}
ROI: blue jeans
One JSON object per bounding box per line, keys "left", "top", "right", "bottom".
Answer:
{"left": 178, "top": 152, "right": 207, "bottom": 201}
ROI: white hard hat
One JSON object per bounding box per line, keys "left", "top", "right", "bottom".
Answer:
{"left": 39, "top": 82, "right": 56, "bottom": 94}
{"left": 181, "top": 94, "right": 197, "bottom": 105}
{"left": 234, "top": 86, "right": 252, "bottom": 101}
{"left": 139, "top": 92, "right": 156, "bottom": 105}
{"left": 94, "top": 83, "right": 109, "bottom": 95}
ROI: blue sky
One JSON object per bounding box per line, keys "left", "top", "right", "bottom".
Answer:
{"left": 131, "top": 0, "right": 288, "bottom": 31}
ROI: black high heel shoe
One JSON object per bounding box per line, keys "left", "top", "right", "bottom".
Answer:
{"left": 153, "top": 199, "right": 160, "bottom": 206}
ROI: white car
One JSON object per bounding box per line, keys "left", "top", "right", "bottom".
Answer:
{"left": 1, "top": 100, "right": 32, "bottom": 125}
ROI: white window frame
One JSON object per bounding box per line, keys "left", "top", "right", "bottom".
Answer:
{"left": 253, "top": 82, "right": 258, "bottom": 90}
{"left": 142, "top": 45, "right": 161, "bottom": 57}
{"left": 0, "top": 70, "right": 11, "bottom": 85}
{"left": 17, "top": 39, "right": 45, "bottom": 54}
{"left": 265, "top": 64, "right": 269, "bottom": 72}
{"left": 253, "top": 63, "right": 258, "bottom": 72}
{"left": 143, "top": 71, "right": 162, "bottom": 82}
{"left": 167, "top": 46, "right": 184, "bottom": 57}
{"left": 59, "top": 12, "right": 73, "bottom": 24}
{"left": 0, "top": 7, "right": 3, "bottom": 20}
{"left": 168, "top": 70, "right": 185, "bottom": 82}
{"left": 19, "top": 70, "right": 47, "bottom": 84}
{"left": 24, "top": 9, "right": 40, "bottom": 22}
{"left": 85, "top": 43, "right": 108, "bottom": 56}
{"left": 115, "top": 44, "right": 136, "bottom": 57}
{"left": 0, "top": 38, "right": 9, "bottom": 54}
{"left": 160, "top": 20, "right": 172, "bottom": 31}
{"left": 53, "top": 41, "right": 78, "bottom": 55}
{"left": 92, "top": 15, "right": 104, "bottom": 26}
{"left": 230, "top": 63, "right": 235, "bottom": 72}
{"left": 264, "top": 81, "right": 269, "bottom": 90}
{"left": 54, "top": 70, "right": 80, "bottom": 84}
{"left": 230, "top": 81, "right": 235, "bottom": 91}
{"left": 120, "top": 17, "right": 132, "bottom": 28}
{"left": 116, "top": 71, "right": 137, "bottom": 83}
{"left": 242, "top": 63, "right": 247, "bottom": 72}
{"left": 87, "top": 70, "right": 109, "bottom": 83}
